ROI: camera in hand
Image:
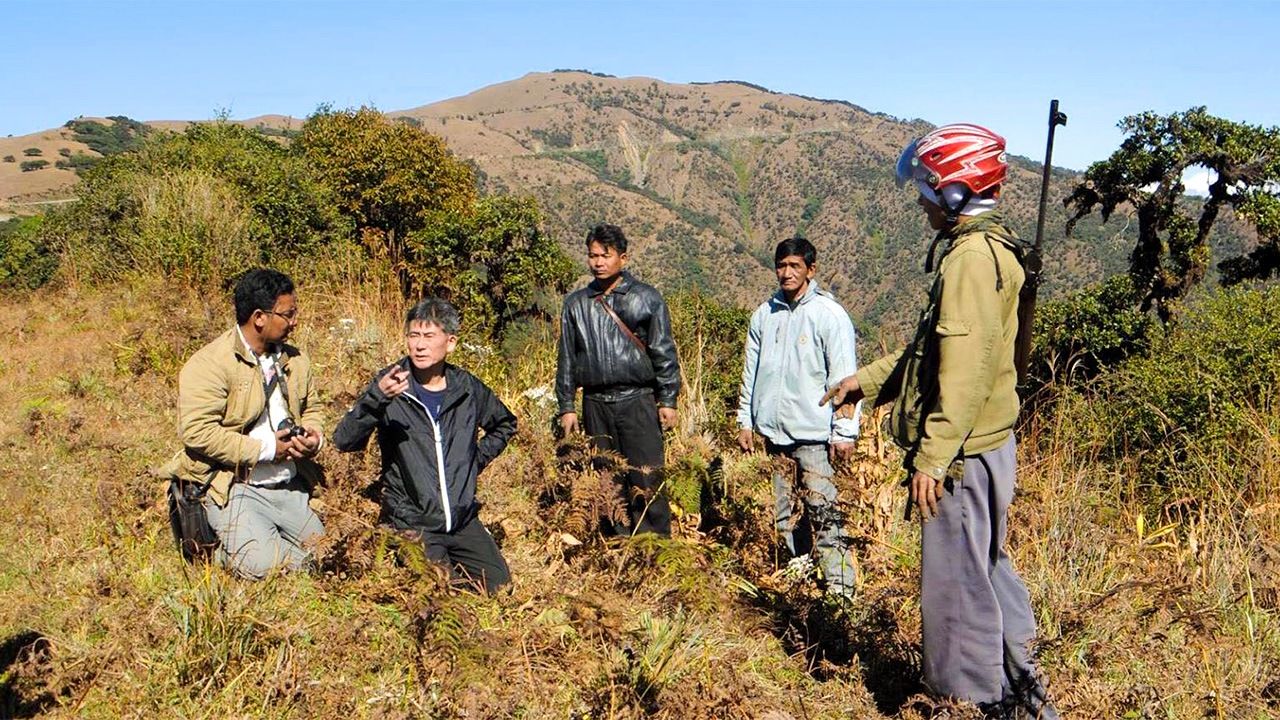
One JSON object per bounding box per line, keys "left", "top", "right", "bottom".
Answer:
{"left": 276, "top": 417, "right": 307, "bottom": 440}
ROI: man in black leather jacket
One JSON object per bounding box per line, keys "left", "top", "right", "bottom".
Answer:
{"left": 556, "top": 224, "right": 682, "bottom": 536}
{"left": 334, "top": 298, "right": 516, "bottom": 592}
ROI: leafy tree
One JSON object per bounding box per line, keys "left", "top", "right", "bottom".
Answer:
{"left": 296, "top": 106, "right": 476, "bottom": 290}
{"left": 22, "top": 148, "right": 41, "bottom": 157}
{"left": 38, "top": 121, "right": 343, "bottom": 286}
{"left": 20, "top": 160, "right": 48, "bottom": 172}
{"left": 407, "top": 195, "right": 574, "bottom": 337}
{"left": 27, "top": 107, "right": 572, "bottom": 342}
{"left": 1219, "top": 183, "right": 1280, "bottom": 285}
{"left": 1066, "top": 107, "right": 1280, "bottom": 322}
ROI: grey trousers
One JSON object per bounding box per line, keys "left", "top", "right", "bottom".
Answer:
{"left": 920, "top": 436, "right": 1057, "bottom": 718}
{"left": 203, "top": 481, "right": 324, "bottom": 580}
{"left": 769, "top": 442, "right": 858, "bottom": 597}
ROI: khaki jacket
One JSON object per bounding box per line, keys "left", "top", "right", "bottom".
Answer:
{"left": 159, "top": 327, "right": 324, "bottom": 507}
{"left": 856, "top": 213, "right": 1024, "bottom": 481}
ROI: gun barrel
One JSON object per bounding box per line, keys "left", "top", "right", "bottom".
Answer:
{"left": 1033, "top": 99, "right": 1067, "bottom": 251}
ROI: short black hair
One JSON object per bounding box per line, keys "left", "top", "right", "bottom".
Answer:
{"left": 405, "top": 297, "right": 461, "bottom": 335}
{"left": 233, "top": 268, "right": 295, "bottom": 325}
{"left": 774, "top": 237, "right": 817, "bottom": 267}
{"left": 586, "top": 224, "right": 628, "bottom": 254}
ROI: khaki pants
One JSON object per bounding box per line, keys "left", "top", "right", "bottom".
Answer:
{"left": 203, "top": 480, "right": 323, "bottom": 580}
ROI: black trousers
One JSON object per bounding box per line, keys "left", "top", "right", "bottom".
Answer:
{"left": 416, "top": 516, "right": 511, "bottom": 593}
{"left": 582, "top": 391, "right": 671, "bottom": 536}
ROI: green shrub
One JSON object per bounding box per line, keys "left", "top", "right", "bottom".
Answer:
{"left": 148, "top": 121, "right": 347, "bottom": 255}
{"left": 54, "top": 152, "right": 98, "bottom": 172}
{"left": 1085, "top": 284, "right": 1280, "bottom": 490}
{"left": 20, "top": 159, "right": 48, "bottom": 172}
{"left": 666, "top": 290, "right": 752, "bottom": 437}
{"left": 50, "top": 165, "right": 262, "bottom": 284}
{"left": 0, "top": 216, "right": 58, "bottom": 290}
{"left": 1031, "top": 274, "right": 1152, "bottom": 387}
{"left": 530, "top": 127, "right": 572, "bottom": 149}
{"left": 2, "top": 155, "right": 13, "bottom": 163}
{"left": 22, "top": 147, "right": 41, "bottom": 157}
{"left": 65, "top": 116, "right": 151, "bottom": 155}
{"left": 407, "top": 194, "right": 573, "bottom": 339}
{"left": 31, "top": 111, "right": 570, "bottom": 331}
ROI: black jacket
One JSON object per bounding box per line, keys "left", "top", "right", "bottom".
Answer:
{"left": 333, "top": 361, "right": 517, "bottom": 534}
{"left": 556, "top": 271, "right": 682, "bottom": 413}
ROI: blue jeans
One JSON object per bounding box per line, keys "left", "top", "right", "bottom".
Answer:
{"left": 768, "top": 441, "right": 858, "bottom": 596}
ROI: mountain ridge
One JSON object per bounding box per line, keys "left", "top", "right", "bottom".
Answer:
{"left": 1, "top": 70, "right": 1247, "bottom": 336}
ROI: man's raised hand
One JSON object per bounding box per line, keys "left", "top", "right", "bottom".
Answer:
{"left": 378, "top": 364, "right": 410, "bottom": 399}
{"left": 820, "top": 374, "right": 864, "bottom": 420}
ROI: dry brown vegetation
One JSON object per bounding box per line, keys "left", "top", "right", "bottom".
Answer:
{"left": 1, "top": 268, "right": 1278, "bottom": 719}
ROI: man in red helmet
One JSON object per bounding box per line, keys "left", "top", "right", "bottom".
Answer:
{"left": 822, "top": 124, "right": 1058, "bottom": 718}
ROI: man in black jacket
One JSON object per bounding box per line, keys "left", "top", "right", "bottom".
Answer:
{"left": 334, "top": 298, "right": 516, "bottom": 592}
{"left": 557, "top": 224, "right": 682, "bottom": 536}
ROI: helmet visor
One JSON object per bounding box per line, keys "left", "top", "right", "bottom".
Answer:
{"left": 895, "top": 139, "right": 922, "bottom": 189}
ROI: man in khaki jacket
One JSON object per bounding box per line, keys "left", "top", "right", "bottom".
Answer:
{"left": 162, "top": 268, "right": 325, "bottom": 579}
{"left": 823, "top": 124, "right": 1058, "bottom": 719}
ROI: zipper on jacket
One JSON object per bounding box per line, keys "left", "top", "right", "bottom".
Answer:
{"left": 403, "top": 392, "right": 453, "bottom": 533}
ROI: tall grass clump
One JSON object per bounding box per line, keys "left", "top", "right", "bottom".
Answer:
{"left": 50, "top": 167, "right": 261, "bottom": 285}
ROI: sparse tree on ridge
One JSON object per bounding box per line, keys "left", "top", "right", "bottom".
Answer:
{"left": 1065, "top": 107, "right": 1280, "bottom": 322}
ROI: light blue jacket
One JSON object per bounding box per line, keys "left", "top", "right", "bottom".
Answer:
{"left": 736, "top": 281, "right": 860, "bottom": 445}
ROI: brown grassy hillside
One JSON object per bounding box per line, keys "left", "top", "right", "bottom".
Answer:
{"left": 0, "top": 127, "right": 92, "bottom": 204}
{"left": 394, "top": 72, "right": 1119, "bottom": 331}
{"left": 1, "top": 72, "right": 1195, "bottom": 338}
{"left": 5, "top": 72, "right": 1263, "bottom": 340}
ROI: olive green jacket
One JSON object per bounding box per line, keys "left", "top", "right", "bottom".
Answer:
{"left": 158, "top": 327, "right": 324, "bottom": 507}
{"left": 855, "top": 214, "right": 1024, "bottom": 481}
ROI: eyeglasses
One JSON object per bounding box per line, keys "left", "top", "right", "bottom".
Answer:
{"left": 265, "top": 307, "right": 300, "bottom": 322}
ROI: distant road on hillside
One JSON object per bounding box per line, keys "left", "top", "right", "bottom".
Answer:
{"left": 0, "top": 197, "right": 78, "bottom": 221}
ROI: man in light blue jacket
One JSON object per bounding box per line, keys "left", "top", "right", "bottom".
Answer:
{"left": 737, "top": 237, "right": 861, "bottom": 597}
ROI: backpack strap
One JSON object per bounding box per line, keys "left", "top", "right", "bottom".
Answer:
{"left": 985, "top": 238, "right": 1005, "bottom": 291}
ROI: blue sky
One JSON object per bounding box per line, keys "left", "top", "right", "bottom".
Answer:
{"left": 2, "top": 0, "right": 1277, "bottom": 171}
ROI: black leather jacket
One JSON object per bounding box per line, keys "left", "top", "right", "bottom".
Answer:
{"left": 556, "top": 272, "right": 682, "bottom": 412}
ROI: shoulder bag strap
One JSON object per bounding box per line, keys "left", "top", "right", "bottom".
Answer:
{"left": 594, "top": 294, "right": 648, "bottom": 354}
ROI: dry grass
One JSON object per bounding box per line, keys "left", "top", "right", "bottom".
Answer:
{"left": 1, "top": 277, "right": 1277, "bottom": 719}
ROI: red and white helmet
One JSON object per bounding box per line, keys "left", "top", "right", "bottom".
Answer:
{"left": 896, "top": 123, "right": 1008, "bottom": 216}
